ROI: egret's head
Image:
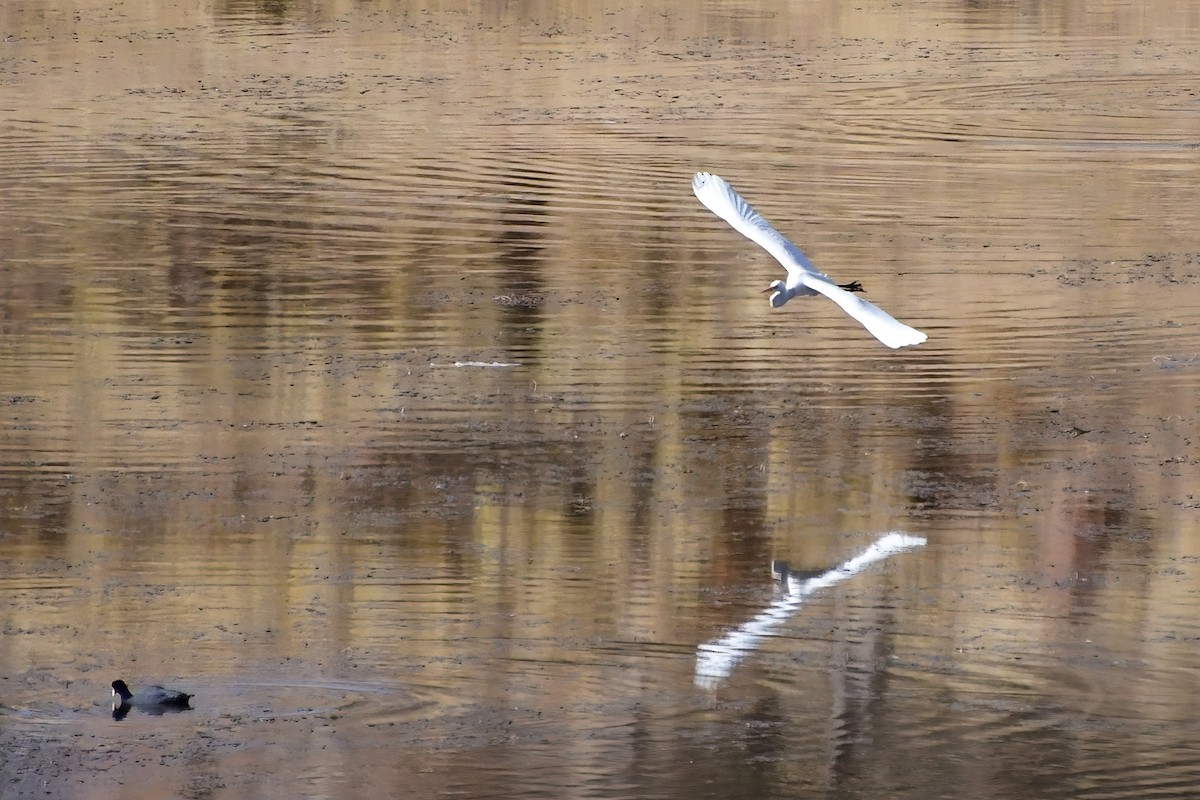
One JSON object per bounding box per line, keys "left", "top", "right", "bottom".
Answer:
{"left": 762, "top": 280, "right": 788, "bottom": 308}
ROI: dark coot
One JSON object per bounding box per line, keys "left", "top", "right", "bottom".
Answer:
{"left": 111, "top": 679, "right": 193, "bottom": 719}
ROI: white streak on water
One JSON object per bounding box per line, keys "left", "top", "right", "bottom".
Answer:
{"left": 695, "top": 532, "right": 926, "bottom": 689}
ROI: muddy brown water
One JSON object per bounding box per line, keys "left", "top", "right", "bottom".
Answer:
{"left": 3, "top": 1, "right": 1200, "bottom": 798}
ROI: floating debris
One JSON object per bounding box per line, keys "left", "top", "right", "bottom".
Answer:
{"left": 1154, "top": 355, "right": 1200, "bottom": 370}
{"left": 493, "top": 294, "right": 544, "bottom": 308}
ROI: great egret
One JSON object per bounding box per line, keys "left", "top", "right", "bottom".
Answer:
{"left": 692, "top": 172, "right": 927, "bottom": 349}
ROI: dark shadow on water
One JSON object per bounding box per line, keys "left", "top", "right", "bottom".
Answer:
{"left": 112, "top": 703, "right": 194, "bottom": 721}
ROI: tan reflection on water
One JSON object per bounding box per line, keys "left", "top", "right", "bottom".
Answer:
{"left": 2, "top": 0, "right": 1200, "bottom": 798}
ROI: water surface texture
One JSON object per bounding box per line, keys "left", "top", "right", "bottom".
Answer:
{"left": 3, "top": 1, "right": 1200, "bottom": 798}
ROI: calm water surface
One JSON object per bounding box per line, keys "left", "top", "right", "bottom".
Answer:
{"left": 3, "top": 1, "right": 1200, "bottom": 798}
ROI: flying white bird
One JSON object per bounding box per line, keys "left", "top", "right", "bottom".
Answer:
{"left": 692, "top": 172, "right": 927, "bottom": 349}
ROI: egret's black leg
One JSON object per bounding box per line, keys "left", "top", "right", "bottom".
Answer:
{"left": 839, "top": 281, "right": 864, "bottom": 292}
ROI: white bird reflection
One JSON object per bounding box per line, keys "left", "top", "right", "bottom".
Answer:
{"left": 695, "top": 532, "right": 926, "bottom": 689}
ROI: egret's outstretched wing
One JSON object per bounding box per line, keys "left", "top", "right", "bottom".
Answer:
{"left": 801, "top": 275, "right": 928, "bottom": 349}
{"left": 691, "top": 171, "right": 820, "bottom": 280}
